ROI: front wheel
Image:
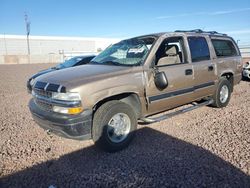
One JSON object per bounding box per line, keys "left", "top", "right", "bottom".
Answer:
{"left": 92, "top": 101, "right": 137, "bottom": 152}
{"left": 211, "top": 78, "right": 232, "bottom": 108}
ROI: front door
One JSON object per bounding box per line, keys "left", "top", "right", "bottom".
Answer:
{"left": 145, "top": 36, "right": 195, "bottom": 115}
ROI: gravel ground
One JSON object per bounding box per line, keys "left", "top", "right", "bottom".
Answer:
{"left": 0, "top": 64, "right": 249, "bottom": 188}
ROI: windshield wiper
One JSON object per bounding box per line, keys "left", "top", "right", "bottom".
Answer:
{"left": 90, "top": 60, "right": 134, "bottom": 66}
{"left": 89, "top": 61, "right": 99, "bottom": 65}
{"left": 51, "top": 66, "right": 60, "bottom": 70}
{"left": 101, "top": 61, "right": 122, "bottom": 66}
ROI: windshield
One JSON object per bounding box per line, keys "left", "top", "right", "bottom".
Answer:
{"left": 90, "top": 37, "right": 156, "bottom": 66}
{"left": 56, "top": 57, "right": 84, "bottom": 69}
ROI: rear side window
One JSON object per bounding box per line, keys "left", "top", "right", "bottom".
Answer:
{"left": 188, "top": 37, "right": 210, "bottom": 62}
{"left": 211, "top": 39, "right": 238, "bottom": 57}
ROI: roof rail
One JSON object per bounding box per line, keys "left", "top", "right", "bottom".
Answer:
{"left": 175, "top": 29, "right": 227, "bottom": 36}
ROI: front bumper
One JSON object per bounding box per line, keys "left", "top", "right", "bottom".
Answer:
{"left": 27, "top": 79, "right": 32, "bottom": 93}
{"left": 29, "top": 99, "right": 92, "bottom": 140}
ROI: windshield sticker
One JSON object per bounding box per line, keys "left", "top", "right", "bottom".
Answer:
{"left": 128, "top": 48, "right": 145, "bottom": 54}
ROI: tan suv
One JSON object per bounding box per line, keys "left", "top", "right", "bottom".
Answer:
{"left": 29, "top": 29, "right": 242, "bottom": 152}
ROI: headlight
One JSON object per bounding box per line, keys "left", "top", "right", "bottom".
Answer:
{"left": 52, "top": 92, "right": 81, "bottom": 101}
{"left": 53, "top": 106, "right": 83, "bottom": 115}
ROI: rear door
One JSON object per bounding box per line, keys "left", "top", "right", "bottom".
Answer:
{"left": 187, "top": 36, "right": 217, "bottom": 99}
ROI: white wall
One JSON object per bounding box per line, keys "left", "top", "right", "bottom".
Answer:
{"left": 0, "top": 35, "right": 120, "bottom": 55}
{"left": 0, "top": 35, "right": 120, "bottom": 64}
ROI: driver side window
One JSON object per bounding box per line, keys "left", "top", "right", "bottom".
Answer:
{"left": 155, "top": 37, "right": 186, "bottom": 66}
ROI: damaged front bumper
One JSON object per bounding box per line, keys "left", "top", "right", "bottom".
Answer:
{"left": 29, "top": 99, "right": 92, "bottom": 140}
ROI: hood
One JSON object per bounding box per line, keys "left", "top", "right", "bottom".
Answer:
{"left": 31, "top": 68, "right": 56, "bottom": 79}
{"left": 36, "top": 64, "right": 132, "bottom": 89}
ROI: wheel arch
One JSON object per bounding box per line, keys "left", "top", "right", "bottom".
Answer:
{"left": 93, "top": 92, "right": 142, "bottom": 119}
{"left": 220, "top": 72, "right": 234, "bottom": 92}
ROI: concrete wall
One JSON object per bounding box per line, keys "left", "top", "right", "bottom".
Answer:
{"left": 0, "top": 35, "right": 98, "bottom": 55}
{"left": 2, "top": 54, "right": 62, "bottom": 64}
{"left": 239, "top": 46, "right": 250, "bottom": 58}
{"left": 0, "top": 35, "right": 120, "bottom": 64}
{"left": 243, "top": 57, "right": 250, "bottom": 63}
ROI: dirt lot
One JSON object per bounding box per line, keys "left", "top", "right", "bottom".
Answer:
{"left": 0, "top": 64, "right": 249, "bottom": 187}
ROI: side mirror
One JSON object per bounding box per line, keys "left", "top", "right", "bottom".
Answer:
{"left": 154, "top": 71, "right": 168, "bottom": 90}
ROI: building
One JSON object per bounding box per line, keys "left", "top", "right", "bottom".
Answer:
{"left": 0, "top": 35, "right": 120, "bottom": 64}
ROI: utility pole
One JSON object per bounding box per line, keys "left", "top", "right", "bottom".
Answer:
{"left": 3, "top": 33, "right": 8, "bottom": 55}
{"left": 24, "top": 12, "right": 31, "bottom": 55}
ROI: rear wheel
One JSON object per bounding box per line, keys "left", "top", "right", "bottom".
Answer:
{"left": 211, "top": 78, "right": 231, "bottom": 108}
{"left": 92, "top": 101, "right": 137, "bottom": 152}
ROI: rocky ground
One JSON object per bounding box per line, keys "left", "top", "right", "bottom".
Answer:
{"left": 0, "top": 64, "right": 249, "bottom": 188}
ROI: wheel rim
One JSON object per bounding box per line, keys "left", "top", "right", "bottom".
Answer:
{"left": 107, "top": 113, "right": 131, "bottom": 143}
{"left": 220, "top": 85, "right": 229, "bottom": 103}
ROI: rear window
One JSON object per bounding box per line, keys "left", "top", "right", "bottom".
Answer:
{"left": 211, "top": 39, "right": 238, "bottom": 57}
{"left": 188, "top": 37, "right": 210, "bottom": 62}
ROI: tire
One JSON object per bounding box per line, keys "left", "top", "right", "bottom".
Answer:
{"left": 211, "top": 78, "right": 232, "bottom": 108}
{"left": 92, "top": 100, "right": 137, "bottom": 152}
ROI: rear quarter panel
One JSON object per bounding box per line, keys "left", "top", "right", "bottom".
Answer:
{"left": 209, "top": 36, "right": 243, "bottom": 85}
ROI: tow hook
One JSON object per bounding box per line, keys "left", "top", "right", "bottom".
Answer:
{"left": 46, "top": 129, "right": 51, "bottom": 135}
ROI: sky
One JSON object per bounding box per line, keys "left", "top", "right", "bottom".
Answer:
{"left": 1, "top": 0, "right": 250, "bottom": 44}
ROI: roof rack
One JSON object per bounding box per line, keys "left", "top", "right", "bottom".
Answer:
{"left": 175, "top": 29, "right": 227, "bottom": 36}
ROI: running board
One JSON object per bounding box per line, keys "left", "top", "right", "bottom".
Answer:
{"left": 140, "top": 99, "right": 214, "bottom": 124}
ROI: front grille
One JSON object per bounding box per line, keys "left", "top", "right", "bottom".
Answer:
{"left": 33, "top": 88, "right": 53, "bottom": 111}
{"left": 32, "top": 81, "right": 69, "bottom": 112}
{"left": 33, "top": 88, "right": 52, "bottom": 98}
{"left": 35, "top": 99, "right": 53, "bottom": 111}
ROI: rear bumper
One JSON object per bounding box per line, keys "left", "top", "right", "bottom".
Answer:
{"left": 29, "top": 99, "right": 92, "bottom": 140}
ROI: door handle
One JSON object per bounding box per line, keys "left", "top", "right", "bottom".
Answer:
{"left": 185, "top": 69, "right": 193, "bottom": 75}
{"left": 208, "top": 65, "right": 214, "bottom": 71}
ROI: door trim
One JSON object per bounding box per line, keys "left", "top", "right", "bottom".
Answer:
{"left": 148, "top": 81, "right": 215, "bottom": 103}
